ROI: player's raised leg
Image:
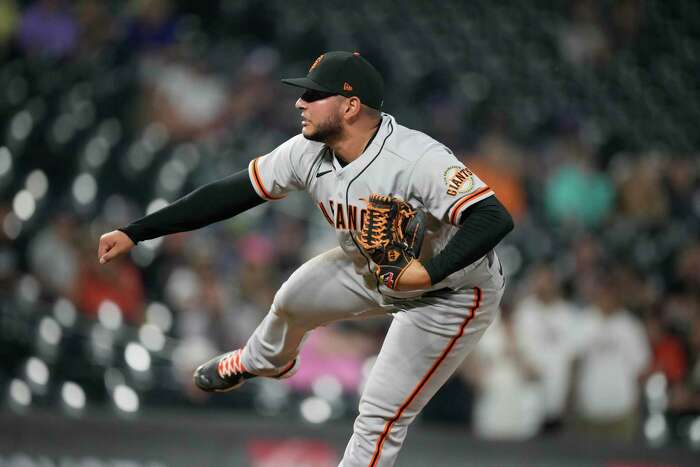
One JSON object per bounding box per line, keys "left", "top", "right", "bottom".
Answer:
{"left": 340, "top": 271, "right": 504, "bottom": 467}
{"left": 194, "top": 247, "right": 386, "bottom": 391}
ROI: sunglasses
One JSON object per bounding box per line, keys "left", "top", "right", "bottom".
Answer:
{"left": 301, "top": 89, "right": 337, "bottom": 103}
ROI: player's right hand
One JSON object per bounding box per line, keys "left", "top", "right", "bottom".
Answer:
{"left": 98, "top": 230, "right": 135, "bottom": 264}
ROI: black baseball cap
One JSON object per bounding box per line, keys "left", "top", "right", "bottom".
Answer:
{"left": 282, "top": 51, "right": 384, "bottom": 110}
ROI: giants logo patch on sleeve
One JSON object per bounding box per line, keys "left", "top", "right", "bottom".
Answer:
{"left": 443, "top": 166, "right": 474, "bottom": 196}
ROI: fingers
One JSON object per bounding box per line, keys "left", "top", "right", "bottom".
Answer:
{"left": 98, "top": 231, "right": 132, "bottom": 264}
{"left": 100, "top": 242, "right": 125, "bottom": 264}
{"left": 99, "top": 249, "right": 114, "bottom": 264}
{"left": 98, "top": 238, "right": 116, "bottom": 264}
{"left": 97, "top": 237, "right": 111, "bottom": 261}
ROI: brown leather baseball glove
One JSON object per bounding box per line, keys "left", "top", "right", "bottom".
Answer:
{"left": 355, "top": 194, "right": 426, "bottom": 290}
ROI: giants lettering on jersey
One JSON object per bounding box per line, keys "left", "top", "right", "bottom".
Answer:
{"left": 318, "top": 200, "right": 367, "bottom": 231}
{"left": 444, "top": 166, "right": 475, "bottom": 196}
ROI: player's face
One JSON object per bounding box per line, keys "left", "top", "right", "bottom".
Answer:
{"left": 296, "top": 89, "right": 343, "bottom": 143}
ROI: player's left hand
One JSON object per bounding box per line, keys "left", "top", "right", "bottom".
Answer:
{"left": 356, "top": 194, "right": 427, "bottom": 290}
{"left": 393, "top": 260, "right": 432, "bottom": 291}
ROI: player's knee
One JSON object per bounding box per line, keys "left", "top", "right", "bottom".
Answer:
{"left": 270, "top": 295, "right": 304, "bottom": 324}
{"left": 355, "top": 401, "right": 393, "bottom": 434}
{"left": 271, "top": 283, "right": 323, "bottom": 328}
{"left": 356, "top": 399, "right": 414, "bottom": 436}
{"left": 354, "top": 413, "right": 382, "bottom": 437}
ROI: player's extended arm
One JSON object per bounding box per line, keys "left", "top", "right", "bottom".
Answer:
{"left": 98, "top": 169, "right": 264, "bottom": 264}
{"left": 399, "top": 196, "right": 513, "bottom": 289}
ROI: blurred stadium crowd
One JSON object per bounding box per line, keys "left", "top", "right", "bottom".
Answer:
{"left": 1, "top": 0, "right": 699, "bottom": 451}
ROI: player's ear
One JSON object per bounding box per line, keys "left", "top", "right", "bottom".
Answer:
{"left": 343, "top": 96, "right": 362, "bottom": 121}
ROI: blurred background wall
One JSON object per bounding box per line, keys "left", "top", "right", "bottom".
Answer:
{"left": 0, "top": 0, "right": 699, "bottom": 466}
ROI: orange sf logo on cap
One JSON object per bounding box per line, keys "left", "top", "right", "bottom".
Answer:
{"left": 309, "top": 54, "right": 324, "bottom": 72}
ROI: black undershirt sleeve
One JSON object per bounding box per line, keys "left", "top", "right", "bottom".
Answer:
{"left": 119, "top": 169, "right": 265, "bottom": 244}
{"left": 422, "top": 196, "right": 514, "bottom": 285}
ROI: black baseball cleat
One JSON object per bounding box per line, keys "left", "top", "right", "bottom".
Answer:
{"left": 193, "top": 349, "right": 253, "bottom": 392}
{"left": 193, "top": 348, "right": 299, "bottom": 393}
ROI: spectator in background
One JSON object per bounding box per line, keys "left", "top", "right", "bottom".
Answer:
{"left": 544, "top": 150, "right": 615, "bottom": 229}
{"left": 645, "top": 310, "right": 687, "bottom": 387}
{"left": 27, "top": 212, "right": 80, "bottom": 298}
{"left": 74, "top": 234, "right": 144, "bottom": 323}
{"left": 673, "top": 242, "right": 700, "bottom": 294}
{"left": 18, "top": 0, "right": 78, "bottom": 59}
{"left": 566, "top": 234, "right": 605, "bottom": 303}
{"left": 558, "top": 0, "right": 610, "bottom": 68}
{"left": 466, "top": 303, "right": 545, "bottom": 440}
{"left": 76, "top": 1, "right": 117, "bottom": 58}
{"left": 223, "top": 233, "right": 280, "bottom": 349}
{"left": 664, "top": 155, "right": 699, "bottom": 222}
{"left": 649, "top": 288, "right": 700, "bottom": 430}
{"left": 123, "top": 0, "right": 176, "bottom": 52}
{"left": 467, "top": 130, "right": 527, "bottom": 221}
{"left": 512, "top": 262, "right": 580, "bottom": 434}
{"left": 678, "top": 311, "right": 700, "bottom": 411}
{"left": 168, "top": 231, "right": 281, "bottom": 397}
{"left": 141, "top": 54, "right": 231, "bottom": 140}
{"left": 284, "top": 323, "right": 380, "bottom": 395}
{"left": 140, "top": 45, "right": 280, "bottom": 142}
{"left": 224, "top": 47, "right": 283, "bottom": 130}
{"left": 0, "top": 0, "right": 18, "bottom": 57}
{"left": 273, "top": 214, "right": 308, "bottom": 277}
{"left": 573, "top": 274, "right": 650, "bottom": 441}
{"left": 166, "top": 250, "right": 228, "bottom": 347}
{"left": 163, "top": 234, "right": 231, "bottom": 397}
{"left": 617, "top": 154, "right": 669, "bottom": 226}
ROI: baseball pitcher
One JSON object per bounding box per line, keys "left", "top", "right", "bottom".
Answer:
{"left": 98, "top": 51, "right": 513, "bottom": 467}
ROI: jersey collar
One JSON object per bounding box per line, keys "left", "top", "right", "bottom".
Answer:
{"left": 328, "top": 113, "right": 393, "bottom": 175}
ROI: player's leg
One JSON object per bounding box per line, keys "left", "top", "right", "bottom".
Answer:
{"left": 241, "top": 246, "right": 386, "bottom": 376}
{"left": 340, "top": 260, "right": 505, "bottom": 467}
{"left": 195, "top": 247, "right": 385, "bottom": 391}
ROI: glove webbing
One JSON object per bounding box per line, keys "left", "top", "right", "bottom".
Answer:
{"left": 357, "top": 194, "right": 414, "bottom": 251}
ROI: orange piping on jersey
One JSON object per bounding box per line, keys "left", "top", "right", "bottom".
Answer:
{"left": 249, "top": 157, "right": 285, "bottom": 201}
{"left": 318, "top": 202, "right": 335, "bottom": 226}
{"left": 368, "top": 287, "right": 482, "bottom": 467}
{"left": 448, "top": 187, "right": 494, "bottom": 224}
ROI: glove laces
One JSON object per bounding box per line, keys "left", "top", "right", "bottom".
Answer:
{"left": 357, "top": 194, "right": 416, "bottom": 250}
{"left": 358, "top": 195, "right": 394, "bottom": 251}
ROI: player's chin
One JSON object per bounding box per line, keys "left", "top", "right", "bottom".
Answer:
{"left": 301, "top": 126, "right": 319, "bottom": 141}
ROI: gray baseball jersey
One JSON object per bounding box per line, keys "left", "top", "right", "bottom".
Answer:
{"left": 243, "top": 113, "right": 504, "bottom": 467}
{"left": 248, "top": 113, "right": 495, "bottom": 298}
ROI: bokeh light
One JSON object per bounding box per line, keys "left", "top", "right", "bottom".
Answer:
{"left": 300, "top": 396, "right": 332, "bottom": 424}
{"left": 61, "top": 382, "right": 86, "bottom": 413}
{"left": 113, "top": 384, "right": 139, "bottom": 414}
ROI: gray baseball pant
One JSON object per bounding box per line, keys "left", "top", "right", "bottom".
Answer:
{"left": 242, "top": 247, "right": 504, "bottom": 466}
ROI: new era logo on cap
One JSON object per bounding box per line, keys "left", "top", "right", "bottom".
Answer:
{"left": 343, "top": 82, "right": 353, "bottom": 91}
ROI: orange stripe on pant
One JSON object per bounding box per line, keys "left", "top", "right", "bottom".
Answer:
{"left": 368, "top": 287, "right": 483, "bottom": 467}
